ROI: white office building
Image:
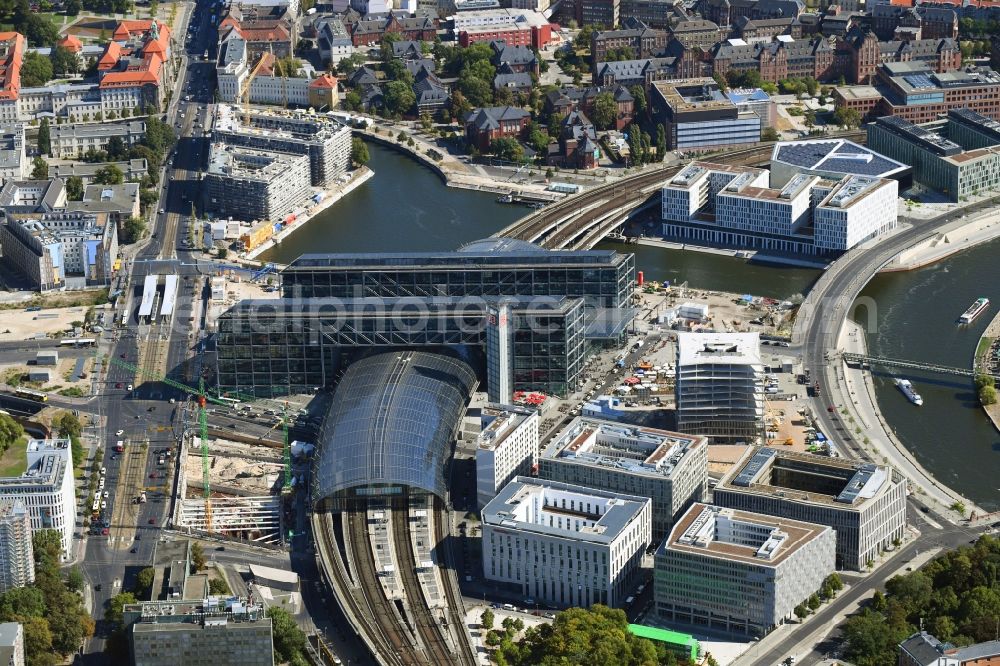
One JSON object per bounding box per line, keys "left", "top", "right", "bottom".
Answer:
{"left": 0, "top": 501, "right": 34, "bottom": 594}
{"left": 661, "top": 162, "right": 898, "bottom": 255}
{"left": 475, "top": 404, "right": 540, "bottom": 509}
{"left": 654, "top": 503, "right": 835, "bottom": 636}
{"left": 675, "top": 332, "right": 764, "bottom": 443}
{"left": 481, "top": 476, "right": 651, "bottom": 608}
{"left": 713, "top": 447, "right": 908, "bottom": 570}
{"left": 538, "top": 418, "right": 707, "bottom": 541}
{"left": 0, "top": 440, "right": 77, "bottom": 560}
{"left": 0, "top": 622, "right": 24, "bottom": 666}
{"left": 49, "top": 120, "right": 146, "bottom": 159}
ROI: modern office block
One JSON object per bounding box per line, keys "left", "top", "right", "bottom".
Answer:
{"left": 868, "top": 113, "right": 1000, "bottom": 202}
{"left": 481, "top": 476, "right": 651, "bottom": 608}
{"left": 0, "top": 622, "right": 24, "bottom": 666}
{"left": 125, "top": 598, "right": 274, "bottom": 666}
{"left": 650, "top": 79, "right": 761, "bottom": 151}
{"left": 675, "top": 332, "right": 764, "bottom": 443}
{"left": 204, "top": 145, "right": 312, "bottom": 222}
{"left": 215, "top": 295, "right": 586, "bottom": 398}
{"left": 769, "top": 139, "right": 911, "bottom": 189}
{"left": 538, "top": 417, "right": 707, "bottom": 541}
{"left": 661, "top": 162, "right": 898, "bottom": 255}
{"left": 0, "top": 440, "right": 77, "bottom": 560}
{"left": 212, "top": 104, "right": 351, "bottom": 187}
{"left": 713, "top": 447, "right": 908, "bottom": 570}
{"left": 654, "top": 503, "right": 835, "bottom": 637}
{"left": 0, "top": 501, "right": 33, "bottom": 594}
{"left": 476, "top": 404, "right": 540, "bottom": 509}
{"left": 278, "top": 238, "right": 636, "bottom": 310}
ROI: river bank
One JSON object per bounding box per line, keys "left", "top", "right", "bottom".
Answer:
{"left": 245, "top": 167, "right": 375, "bottom": 261}
{"left": 975, "top": 309, "right": 1000, "bottom": 434}
{"left": 884, "top": 213, "right": 1000, "bottom": 271}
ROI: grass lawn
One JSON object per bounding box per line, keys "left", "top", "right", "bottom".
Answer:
{"left": 0, "top": 437, "right": 28, "bottom": 477}
{"left": 976, "top": 336, "right": 994, "bottom": 371}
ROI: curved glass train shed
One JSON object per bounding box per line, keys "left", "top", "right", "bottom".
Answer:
{"left": 312, "top": 351, "right": 478, "bottom": 509}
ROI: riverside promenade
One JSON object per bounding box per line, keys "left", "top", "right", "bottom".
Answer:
{"left": 975, "top": 310, "right": 1000, "bottom": 433}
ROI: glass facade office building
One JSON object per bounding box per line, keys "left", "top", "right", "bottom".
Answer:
{"left": 277, "top": 244, "right": 636, "bottom": 310}
{"left": 216, "top": 296, "right": 587, "bottom": 398}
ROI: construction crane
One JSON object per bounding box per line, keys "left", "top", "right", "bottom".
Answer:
{"left": 109, "top": 358, "right": 275, "bottom": 531}
{"left": 240, "top": 53, "right": 269, "bottom": 124}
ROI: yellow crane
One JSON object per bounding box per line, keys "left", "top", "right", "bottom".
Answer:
{"left": 241, "top": 54, "right": 269, "bottom": 123}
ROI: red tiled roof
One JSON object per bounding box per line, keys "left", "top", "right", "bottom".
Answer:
{"left": 309, "top": 73, "right": 337, "bottom": 89}
{"left": 98, "top": 41, "right": 122, "bottom": 70}
{"left": 113, "top": 19, "right": 171, "bottom": 43}
{"left": 240, "top": 24, "right": 290, "bottom": 42}
{"left": 255, "top": 51, "right": 276, "bottom": 76}
{"left": 0, "top": 32, "right": 24, "bottom": 101}
{"left": 58, "top": 34, "right": 83, "bottom": 52}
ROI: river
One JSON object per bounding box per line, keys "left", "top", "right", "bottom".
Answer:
{"left": 263, "top": 141, "right": 998, "bottom": 508}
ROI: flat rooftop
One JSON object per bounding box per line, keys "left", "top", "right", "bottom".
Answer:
{"left": 651, "top": 78, "right": 735, "bottom": 113}
{"left": 662, "top": 502, "right": 831, "bottom": 567}
{"left": 873, "top": 116, "right": 961, "bottom": 156}
{"left": 482, "top": 476, "right": 649, "bottom": 545}
{"left": 668, "top": 162, "right": 765, "bottom": 189}
{"left": 283, "top": 246, "right": 630, "bottom": 270}
{"left": 834, "top": 85, "right": 882, "bottom": 100}
{"left": 541, "top": 417, "right": 706, "bottom": 480}
{"left": 677, "top": 331, "right": 762, "bottom": 367}
{"left": 772, "top": 139, "right": 909, "bottom": 179}
{"left": 478, "top": 404, "right": 536, "bottom": 452}
{"left": 718, "top": 446, "right": 893, "bottom": 508}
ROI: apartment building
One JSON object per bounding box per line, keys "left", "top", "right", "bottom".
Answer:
{"left": 713, "top": 447, "right": 908, "bottom": 570}
{"left": 481, "top": 477, "right": 651, "bottom": 608}
{"left": 205, "top": 145, "right": 312, "bottom": 222}
{"left": 674, "top": 331, "right": 764, "bottom": 443}
{"left": 0, "top": 623, "right": 24, "bottom": 666}
{"left": 654, "top": 503, "right": 835, "bottom": 637}
{"left": 49, "top": 120, "right": 146, "bottom": 159}
{"left": 0, "top": 124, "right": 25, "bottom": 181}
{"left": 0, "top": 440, "right": 77, "bottom": 559}
{"left": 0, "top": 501, "right": 34, "bottom": 594}
{"left": 899, "top": 632, "right": 1000, "bottom": 666}
{"left": 216, "top": 37, "right": 338, "bottom": 108}
{"left": 475, "top": 404, "right": 540, "bottom": 509}
{"left": 538, "top": 418, "right": 707, "bottom": 541}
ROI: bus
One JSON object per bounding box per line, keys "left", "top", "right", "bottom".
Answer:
{"left": 14, "top": 388, "right": 47, "bottom": 402}
{"left": 216, "top": 396, "right": 241, "bottom": 407}
{"left": 121, "top": 312, "right": 128, "bottom": 327}
{"left": 60, "top": 338, "right": 96, "bottom": 347}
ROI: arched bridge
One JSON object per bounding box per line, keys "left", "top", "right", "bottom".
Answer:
{"left": 495, "top": 132, "right": 865, "bottom": 251}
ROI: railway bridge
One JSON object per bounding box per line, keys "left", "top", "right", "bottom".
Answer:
{"left": 493, "top": 133, "right": 865, "bottom": 251}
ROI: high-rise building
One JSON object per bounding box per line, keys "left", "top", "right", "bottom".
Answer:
{"left": 0, "top": 501, "right": 34, "bottom": 593}
{"left": 481, "top": 476, "right": 651, "bottom": 608}
{"left": 475, "top": 404, "right": 540, "bottom": 509}
{"left": 204, "top": 145, "right": 312, "bottom": 222}
{"left": 712, "top": 447, "right": 908, "bottom": 570}
{"left": 654, "top": 503, "right": 835, "bottom": 637}
{"left": 124, "top": 598, "right": 274, "bottom": 666}
{"left": 538, "top": 417, "right": 707, "bottom": 541}
{"left": 0, "top": 622, "right": 24, "bottom": 666}
{"left": 0, "top": 440, "right": 76, "bottom": 560}
{"left": 675, "top": 332, "right": 764, "bottom": 443}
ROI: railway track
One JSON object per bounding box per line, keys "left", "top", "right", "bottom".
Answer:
{"left": 391, "top": 505, "right": 457, "bottom": 666}
{"left": 312, "top": 508, "right": 406, "bottom": 666}
{"left": 432, "top": 498, "right": 478, "bottom": 666}
{"left": 496, "top": 133, "right": 866, "bottom": 250}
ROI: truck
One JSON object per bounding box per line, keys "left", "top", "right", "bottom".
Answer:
{"left": 138, "top": 491, "right": 147, "bottom": 504}
{"left": 115, "top": 440, "right": 125, "bottom": 453}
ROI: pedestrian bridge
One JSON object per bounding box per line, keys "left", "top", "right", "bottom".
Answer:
{"left": 842, "top": 353, "right": 998, "bottom": 380}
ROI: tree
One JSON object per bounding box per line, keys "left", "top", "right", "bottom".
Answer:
{"left": 190, "top": 542, "right": 206, "bottom": 572}
{"left": 20, "top": 52, "right": 53, "bottom": 87}
{"left": 55, "top": 412, "right": 81, "bottom": 440}
{"left": 974, "top": 374, "right": 995, "bottom": 390}
{"left": 18, "top": 616, "right": 55, "bottom": 666}
{"left": 833, "top": 106, "right": 862, "bottom": 129}
{"left": 825, "top": 573, "right": 843, "bottom": 593}
{"left": 804, "top": 110, "right": 816, "bottom": 130}
{"left": 807, "top": 593, "right": 821, "bottom": 611}
{"left": 343, "top": 90, "right": 362, "bottom": 112}
{"left": 20, "top": 14, "right": 58, "bottom": 47}
{"left": 208, "top": 578, "right": 231, "bottom": 595}
{"left": 0, "top": 413, "right": 24, "bottom": 453}
{"left": 106, "top": 135, "right": 127, "bottom": 161}
{"left": 267, "top": 607, "right": 307, "bottom": 665}
{"left": 495, "top": 606, "right": 659, "bottom": 666}
{"left": 655, "top": 125, "right": 666, "bottom": 160}
{"left": 50, "top": 45, "right": 78, "bottom": 77}
{"left": 629, "top": 85, "right": 647, "bottom": 117}
{"left": 104, "top": 592, "right": 136, "bottom": 631}
{"left": 122, "top": 216, "right": 146, "bottom": 243}
{"left": 351, "top": 137, "right": 370, "bottom": 166}
{"left": 480, "top": 608, "right": 495, "bottom": 630}
{"left": 713, "top": 72, "right": 729, "bottom": 92}
{"left": 30, "top": 156, "right": 48, "bottom": 180}
{"left": 843, "top": 609, "right": 908, "bottom": 666}
{"left": 384, "top": 80, "right": 416, "bottom": 117}
{"left": 64, "top": 0, "right": 81, "bottom": 13}
{"left": 37, "top": 118, "right": 50, "bottom": 156}
{"left": 65, "top": 567, "right": 84, "bottom": 593}
{"left": 591, "top": 92, "right": 618, "bottom": 130}
{"left": 762, "top": 127, "right": 780, "bottom": 141}
{"left": 457, "top": 73, "right": 493, "bottom": 108}
{"left": 134, "top": 567, "right": 155, "bottom": 599}
{"left": 727, "top": 68, "right": 763, "bottom": 89}
{"left": 0, "top": 586, "right": 46, "bottom": 619}
{"left": 65, "top": 175, "right": 84, "bottom": 201}
{"left": 794, "top": 603, "right": 809, "bottom": 619}
{"left": 490, "top": 137, "right": 524, "bottom": 163}
{"left": 871, "top": 590, "right": 887, "bottom": 612}
{"left": 94, "top": 164, "right": 125, "bottom": 185}
{"left": 979, "top": 385, "right": 997, "bottom": 405}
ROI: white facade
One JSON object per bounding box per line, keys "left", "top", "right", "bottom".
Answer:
{"left": 481, "top": 476, "right": 651, "bottom": 608}
{"left": 655, "top": 503, "right": 836, "bottom": 636}
{"left": 661, "top": 161, "right": 899, "bottom": 255}
{"left": 49, "top": 120, "right": 146, "bottom": 159}
{"left": 0, "top": 501, "right": 34, "bottom": 594}
{"left": 0, "top": 622, "right": 24, "bottom": 666}
{"left": 675, "top": 332, "right": 764, "bottom": 443}
{"left": 0, "top": 440, "right": 77, "bottom": 560}
{"left": 217, "top": 35, "right": 314, "bottom": 106}
{"left": 475, "top": 404, "right": 539, "bottom": 509}
{"left": 0, "top": 124, "right": 26, "bottom": 182}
